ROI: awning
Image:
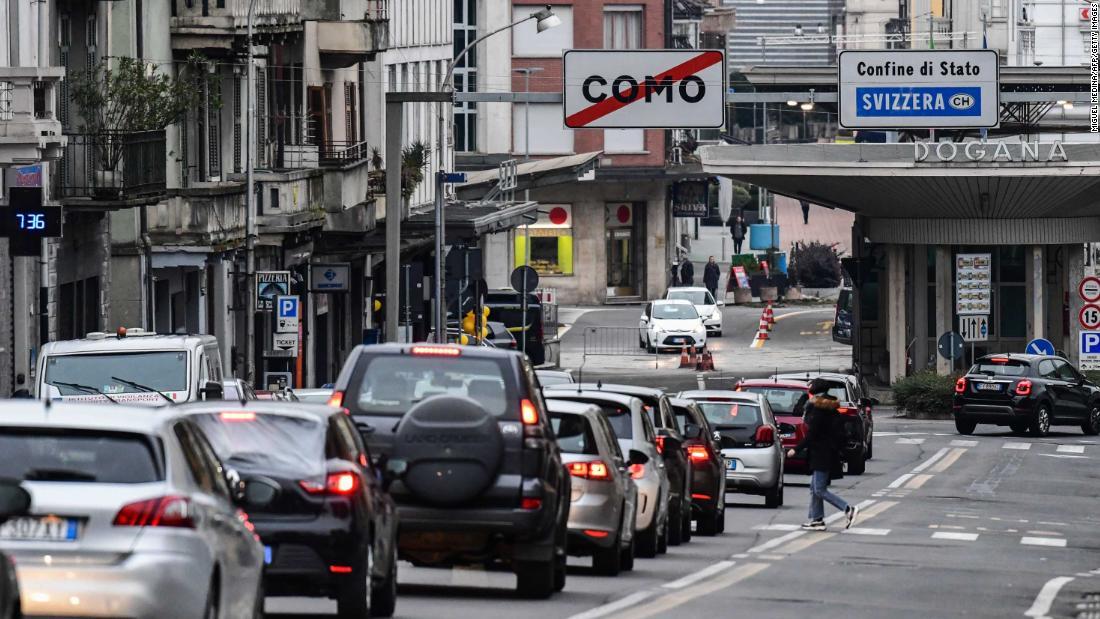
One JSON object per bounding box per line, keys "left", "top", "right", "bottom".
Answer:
{"left": 405, "top": 200, "right": 539, "bottom": 241}
{"left": 455, "top": 152, "right": 601, "bottom": 199}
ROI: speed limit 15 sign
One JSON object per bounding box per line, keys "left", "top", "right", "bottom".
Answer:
{"left": 1080, "top": 304, "right": 1100, "bottom": 330}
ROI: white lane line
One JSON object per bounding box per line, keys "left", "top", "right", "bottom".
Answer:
{"left": 663, "top": 561, "right": 736, "bottom": 590}
{"left": 896, "top": 438, "right": 926, "bottom": 445}
{"left": 1004, "top": 442, "right": 1032, "bottom": 450}
{"left": 695, "top": 374, "right": 706, "bottom": 390}
{"left": 912, "top": 448, "right": 951, "bottom": 473}
{"left": 1038, "top": 521, "right": 1068, "bottom": 527}
{"left": 1022, "top": 537, "right": 1067, "bottom": 548}
{"left": 1057, "top": 445, "right": 1085, "bottom": 454}
{"left": 569, "top": 591, "right": 653, "bottom": 619}
{"left": 748, "top": 530, "right": 805, "bottom": 554}
{"left": 1038, "top": 453, "right": 1088, "bottom": 459}
{"left": 752, "top": 524, "right": 801, "bottom": 532}
{"left": 951, "top": 439, "right": 979, "bottom": 447}
{"left": 1024, "top": 576, "right": 1075, "bottom": 618}
{"left": 887, "top": 473, "right": 915, "bottom": 489}
{"left": 843, "top": 527, "right": 891, "bottom": 536}
{"left": 932, "top": 532, "right": 979, "bottom": 541}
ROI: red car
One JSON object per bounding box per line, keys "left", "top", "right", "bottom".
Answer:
{"left": 734, "top": 379, "right": 812, "bottom": 471}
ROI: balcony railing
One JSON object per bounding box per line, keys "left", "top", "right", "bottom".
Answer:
{"left": 270, "top": 139, "right": 370, "bottom": 170}
{"left": 366, "top": 0, "right": 388, "bottom": 20}
{"left": 320, "top": 140, "right": 370, "bottom": 166}
{"left": 54, "top": 130, "right": 167, "bottom": 201}
{"left": 230, "top": 0, "right": 301, "bottom": 25}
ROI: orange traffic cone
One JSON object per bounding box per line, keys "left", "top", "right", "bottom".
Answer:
{"left": 757, "top": 316, "right": 770, "bottom": 340}
{"left": 679, "top": 345, "right": 692, "bottom": 368}
{"left": 702, "top": 349, "right": 716, "bottom": 371}
{"left": 688, "top": 346, "right": 698, "bottom": 367}
{"left": 765, "top": 302, "right": 775, "bottom": 330}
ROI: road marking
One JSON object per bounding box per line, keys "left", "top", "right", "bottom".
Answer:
{"left": 662, "top": 561, "right": 736, "bottom": 590}
{"left": 621, "top": 563, "right": 770, "bottom": 619}
{"left": 731, "top": 553, "right": 750, "bottom": 559}
{"left": 912, "top": 447, "right": 951, "bottom": 473}
{"left": 887, "top": 473, "right": 915, "bottom": 489}
{"left": 937, "top": 524, "right": 967, "bottom": 530}
{"left": 1057, "top": 445, "right": 1086, "bottom": 454}
{"left": 1038, "top": 453, "right": 1088, "bottom": 459}
{"left": 1027, "top": 530, "right": 1063, "bottom": 536}
{"left": 932, "top": 532, "right": 979, "bottom": 541}
{"left": 1022, "top": 537, "right": 1067, "bottom": 548}
{"left": 569, "top": 591, "right": 654, "bottom": 619}
{"left": 951, "top": 439, "right": 979, "bottom": 447}
{"left": 752, "top": 523, "right": 802, "bottom": 531}
{"left": 1024, "top": 576, "right": 1075, "bottom": 618}
{"left": 1039, "top": 521, "right": 1068, "bottom": 527}
{"left": 776, "top": 532, "right": 836, "bottom": 554}
{"left": 843, "top": 527, "right": 891, "bottom": 536}
{"left": 858, "top": 500, "right": 898, "bottom": 520}
{"left": 748, "top": 530, "right": 805, "bottom": 553}
{"left": 695, "top": 373, "right": 706, "bottom": 390}
{"left": 1004, "top": 442, "right": 1032, "bottom": 450}
{"left": 896, "top": 437, "right": 926, "bottom": 445}
{"left": 904, "top": 474, "right": 934, "bottom": 490}
{"left": 929, "top": 447, "right": 968, "bottom": 473}
{"left": 750, "top": 336, "right": 765, "bottom": 349}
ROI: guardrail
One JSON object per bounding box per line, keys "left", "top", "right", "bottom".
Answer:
{"left": 580, "top": 325, "right": 658, "bottom": 370}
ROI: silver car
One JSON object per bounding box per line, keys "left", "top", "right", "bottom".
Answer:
{"left": 677, "top": 391, "right": 785, "bottom": 508}
{"left": 0, "top": 401, "right": 271, "bottom": 618}
{"left": 546, "top": 399, "right": 639, "bottom": 576}
{"left": 542, "top": 389, "right": 670, "bottom": 558}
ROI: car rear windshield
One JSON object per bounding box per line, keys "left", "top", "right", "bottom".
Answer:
{"left": 652, "top": 304, "right": 699, "bottom": 320}
{"left": 191, "top": 413, "right": 326, "bottom": 477}
{"left": 350, "top": 354, "right": 515, "bottom": 417}
{"left": 739, "top": 387, "right": 808, "bottom": 415}
{"left": 44, "top": 351, "right": 189, "bottom": 395}
{"left": 0, "top": 429, "right": 162, "bottom": 483}
{"left": 696, "top": 401, "right": 762, "bottom": 428}
{"left": 970, "top": 361, "right": 1029, "bottom": 377}
{"left": 667, "top": 290, "right": 713, "bottom": 305}
{"left": 581, "top": 403, "right": 633, "bottom": 439}
{"left": 550, "top": 413, "right": 599, "bottom": 455}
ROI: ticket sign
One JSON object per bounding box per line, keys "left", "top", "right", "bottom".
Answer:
{"left": 838, "top": 50, "right": 1000, "bottom": 129}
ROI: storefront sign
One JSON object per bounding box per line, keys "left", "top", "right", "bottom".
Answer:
{"left": 838, "top": 50, "right": 999, "bottom": 129}
{"left": 914, "top": 140, "right": 1068, "bottom": 163}
{"left": 14, "top": 164, "right": 42, "bottom": 187}
{"left": 272, "top": 332, "right": 299, "bottom": 356}
{"left": 956, "top": 253, "right": 991, "bottom": 315}
{"left": 310, "top": 263, "right": 350, "bottom": 292}
{"left": 671, "top": 181, "right": 709, "bottom": 217}
{"left": 256, "top": 271, "right": 291, "bottom": 311}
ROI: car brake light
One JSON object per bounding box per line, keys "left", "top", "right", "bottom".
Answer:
{"left": 686, "top": 445, "right": 709, "bottom": 462}
{"left": 113, "top": 496, "right": 194, "bottom": 528}
{"left": 989, "top": 357, "right": 1009, "bottom": 364}
{"left": 520, "top": 399, "right": 539, "bottom": 425}
{"left": 219, "top": 411, "right": 256, "bottom": 422}
{"left": 327, "top": 391, "right": 344, "bottom": 407}
{"left": 654, "top": 435, "right": 665, "bottom": 454}
{"left": 837, "top": 406, "right": 856, "bottom": 415}
{"left": 628, "top": 463, "right": 645, "bottom": 480}
{"left": 754, "top": 425, "right": 775, "bottom": 447}
{"left": 300, "top": 472, "right": 359, "bottom": 496}
{"left": 520, "top": 497, "right": 542, "bottom": 510}
{"left": 329, "top": 565, "right": 353, "bottom": 574}
{"left": 691, "top": 493, "right": 712, "bottom": 501}
{"left": 567, "top": 460, "right": 612, "bottom": 480}
{"left": 583, "top": 529, "right": 609, "bottom": 538}
{"left": 1015, "top": 380, "right": 1032, "bottom": 396}
{"left": 955, "top": 377, "right": 967, "bottom": 394}
{"left": 410, "top": 345, "right": 461, "bottom": 357}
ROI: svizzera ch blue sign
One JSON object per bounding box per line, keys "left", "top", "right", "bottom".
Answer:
{"left": 839, "top": 50, "right": 999, "bottom": 129}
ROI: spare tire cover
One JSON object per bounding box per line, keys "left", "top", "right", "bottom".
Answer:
{"left": 392, "top": 395, "right": 503, "bottom": 506}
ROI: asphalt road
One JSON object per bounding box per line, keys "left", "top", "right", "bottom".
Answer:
{"left": 265, "top": 416, "right": 1100, "bottom": 619}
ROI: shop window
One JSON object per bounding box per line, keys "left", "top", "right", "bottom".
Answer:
{"left": 999, "top": 286, "right": 1026, "bottom": 337}
{"left": 514, "top": 205, "right": 573, "bottom": 276}
{"left": 603, "top": 6, "right": 644, "bottom": 49}
{"left": 998, "top": 246, "right": 1025, "bottom": 282}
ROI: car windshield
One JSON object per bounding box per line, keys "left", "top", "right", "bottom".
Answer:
{"left": 696, "top": 401, "right": 763, "bottom": 428}
{"left": 653, "top": 304, "right": 699, "bottom": 320}
{"left": 668, "top": 290, "right": 713, "bottom": 305}
{"left": 351, "top": 354, "right": 513, "bottom": 416}
{"left": 44, "top": 351, "right": 188, "bottom": 395}
{"left": 0, "top": 429, "right": 162, "bottom": 483}
{"left": 970, "top": 361, "right": 1029, "bottom": 377}
{"left": 551, "top": 413, "right": 599, "bottom": 455}
{"left": 739, "top": 387, "right": 808, "bottom": 415}
{"left": 192, "top": 413, "right": 326, "bottom": 477}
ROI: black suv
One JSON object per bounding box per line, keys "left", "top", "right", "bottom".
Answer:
{"left": 547, "top": 383, "right": 692, "bottom": 547}
{"left": 331, "top": 343, "right": 569, "bottom": 598}
{"left": 183, "top": 402, "right": 400, "bottom": 618}
{"left": 954, "top": 354, "right": 1100, "bottom": 437}
{"left": 667, "top": 398, "right": 724, "bottom": 537}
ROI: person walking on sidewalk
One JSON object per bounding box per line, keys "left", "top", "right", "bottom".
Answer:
{"left": 789, "top": 378, "right": 860, "bottom": 531}
{"left": 703, "top": 256, "right": 721, "bottom": 300}
{"left": 679, "top": 255, "right": 695, "bottom": 286}
{"left": 727, "top": 213, "right": 746, "bottom": 255}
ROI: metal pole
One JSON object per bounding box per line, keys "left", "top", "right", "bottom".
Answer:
{"left": 245, "top": 0, "right": 258, "bottom": 382}
{"left": 434, "top": 107, "right": 446, "bottom": 343}
{"left": 384, "top": 100, "right": 403, "bottom": 342}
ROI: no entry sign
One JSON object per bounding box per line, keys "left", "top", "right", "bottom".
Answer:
{"left": 563, "top": 50, "right": 725, "bottom": 129}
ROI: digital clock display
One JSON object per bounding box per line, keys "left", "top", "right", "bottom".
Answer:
{"left": 1, "top": 207, "right": 62, "bottom": 237}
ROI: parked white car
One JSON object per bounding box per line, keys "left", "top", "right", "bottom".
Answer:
{"left": 666, "top": 287, "right": 724, "bottom": 336}
{"left": 639, "top": 299, "right": 707, "bottom": 353}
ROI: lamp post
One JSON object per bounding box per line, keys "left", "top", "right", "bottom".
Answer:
{"left": 245, "top": 0, "right": 258, "bottom": 382}
{"left": 431, "top": 5, "right": 560, "bottom": 343}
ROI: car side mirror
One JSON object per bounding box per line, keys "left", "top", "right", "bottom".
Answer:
{"left": 0, "top": 481, "right": 31, "bottom": 524}
{"left": 628, "top": 449, "right": 649, "bottom": 466}
{"left": 201, "top": 381, "right": 224, "bottom": 401}
{"left": 684, "top": 423, "right": 703, "bottom": 440}
{"left": 239, "top": 476, "right": 280, "bottom": 509}
{"left": 640, "top": 315, "right": 649, "bottom": 322}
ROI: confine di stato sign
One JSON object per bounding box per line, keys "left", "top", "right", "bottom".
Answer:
{"left": 838, "top": 50, "right": 999, "bottom": 129}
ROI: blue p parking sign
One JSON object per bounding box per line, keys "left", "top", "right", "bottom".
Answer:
{"left": 276, "top": 295, "right": 299, "bottom": 333}
{"left": 1081, "top": 332, "right": 1100, "bottom": 371}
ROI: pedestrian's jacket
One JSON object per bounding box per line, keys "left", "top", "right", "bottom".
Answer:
{"left": 703, "top": 263, "right": 721, "bottom": 290}
{"left": 727, "top": 215, "right": 746, "bottom": 240}
{"left": 680, "top": 261, "right": 695, "bottom": 285}
{"left": 793, "top": 394, "right": 841, "bottom": 472}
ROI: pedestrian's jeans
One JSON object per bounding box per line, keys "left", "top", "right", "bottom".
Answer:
{"left": 733, "top": 239, "right": 744, "bottom": 254}
{"left": 809, "top": 469, "right": 849, "bottom": 521}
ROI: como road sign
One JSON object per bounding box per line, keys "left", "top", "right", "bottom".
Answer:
{"left": 838, "top": 50, "right": 999, "bottom": 129}
{"left": 1080, "top": 304, "right": 1100, "bottom": 330}
{"left": 563, "top": 49, "right": 725, "bottom": 129}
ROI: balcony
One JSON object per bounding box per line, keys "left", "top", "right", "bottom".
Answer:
{"left": 54, "top": 131, "right": 167, "bottom": 205}
{"left": 171, "top": 0, "right": 303, "bottom": 51}
{"left": 0, "top": 67, "right": 65, "bottom": 166}
{"left": 269, "top": 139, "right": 370, "bottom": 170}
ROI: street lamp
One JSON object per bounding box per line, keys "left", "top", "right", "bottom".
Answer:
{"left": 245, "top": 0, "right": 258, "bottom": 382}
{"left": 431, "top": 5, "right": 560, "bottom": 343}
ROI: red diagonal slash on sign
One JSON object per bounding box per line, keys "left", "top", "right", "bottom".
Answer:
{"left": 565, "top": 51, "right": 723, "bottom": 128}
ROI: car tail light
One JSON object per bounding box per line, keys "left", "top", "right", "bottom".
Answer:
{"left": 955, "top": 377, "right": 967, "bottom": 394}
{"left": 686, "top": 445, "right": 709, "bottom": 462}
{"left": 113, "top": 496, "right": 194, "bottom": 528}
{"left": 837, "top": 406, "right": 856, "bottom": 416}
{"left": 583, "top": 529, "right": 609, "bottom": 539}
{"left": 692, "top": 493, "right": 712, "bottom": 501}
{"left": 219, "top": 411, "right": 256, "bottom": 422}
{"left": 327, "top": 391, "right": 344, "bottom": 408}
{"left": 567, "top": 460, "right": 611, "bottom": 481}
{"left": 520, "top": 399, "right": 539, "bottom": 425}
{"left": 520, "top": 497, "right": 542, "bottom": 510}
{"left": 329, "top": 565, "right": 354, "bottom": 574}
{"left": 654, "top": 435, "right": 665, "bottom": 454}
{"left": 410, "top": 345, "right": 462, "bottom": 357}
{"left": 989, "top": 357, "right": 1009, "bottom": 364}
{"left": 1015, "top": 380, "right": 1032, "bottom": 396}
{"left": 754, "top": 425, "right": 775, "bottom": 447}
{"left": 628, "top": 463, "right": 645, "bottom": 480}
{"left": 300, "top": 472, "right": 360, "bottom": 496}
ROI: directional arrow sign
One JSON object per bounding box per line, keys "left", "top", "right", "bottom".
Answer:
{"left": 960, "top": 315, "right": 989, "bottom": 342}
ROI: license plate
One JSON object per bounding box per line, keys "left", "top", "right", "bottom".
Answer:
{"left": 725, "top": 459, "right": 737, "bottom": 471}
{"left": 264, "top": 545, "right": 273, "bottom": 565}
{"left": 977, "top": 383, "right": 1002, "bottom": 392}
{"left": 0, "top": 516, "right": 80, "bottom": 542}
{"left": 780, "top": 432, "right": 794, "bottom": 439}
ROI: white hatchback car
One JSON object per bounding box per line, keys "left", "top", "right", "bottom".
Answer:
{"left": 666, "top": 287, "right": 724, "bottom": 336}
{"left": 639, "top": 299, "right": 707, "bottom": 353}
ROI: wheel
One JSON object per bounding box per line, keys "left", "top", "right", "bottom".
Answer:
{"left": 639, "top": 333, "right": 646, "bottom": 349}
{"left": 646, "top": 335, "right": 656, "bottom": 354}
{"left": 592, "top": 533, "right": 622, "bottom": 576}
{"left": 696, "top": 507, "right": 718, "bottom": 536}
{"left": 681, "top": 504, "right": 693, "bottom": 543}
{"left": 716, "top": 500, "right": 726, "bottom": 534}
{"left": 668, "top": 498, "right": 684, "bottom": 546}
{"left": 515, "top": 558, "right": 555, "bottom": 598}
{"left": 1010, "top": 422, "right": 1028, "bottom": 435}
{"left": 553, "top": 529, "right": 567, "bottom": 592}
{"left": 635, "top": 516, "right": 660, "bottom": 557}
{"left": 1083, "top": 405, "right": 1100, "bottom": 436}
{"left": 764, "top": 476, "right": 784, "bottom": 508}
{"left": 714, "top": 330, "right": 722, "bottom": 337}
{"left": 657, "top": 514, "right": 669, "bottom": 554}
{"left": 866, "top": 437, "right": 874, "bottom": 460}
{"left": 370, "top": 544, "right": 398, "bottom": 618}
{"left": 955, "top": 417, "right": 977, "bottom": 435}
{"left": 847, "top": 452, "right": 866, "bottom": 475}
{"left": 1030, "top": 404, "right": 1051, "bottom": 437}
{"left": 620, "top": 534, "right": 635, "bottom": 572}
{"left": 203, "top": 577, "right": 219, "bottom": 619}
{"left": 337, "top": 547, "right": 372, "bottom": 619}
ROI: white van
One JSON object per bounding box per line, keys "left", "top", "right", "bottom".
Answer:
{"left": 35, "top": 329, "right": 224, "bottom": 404}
